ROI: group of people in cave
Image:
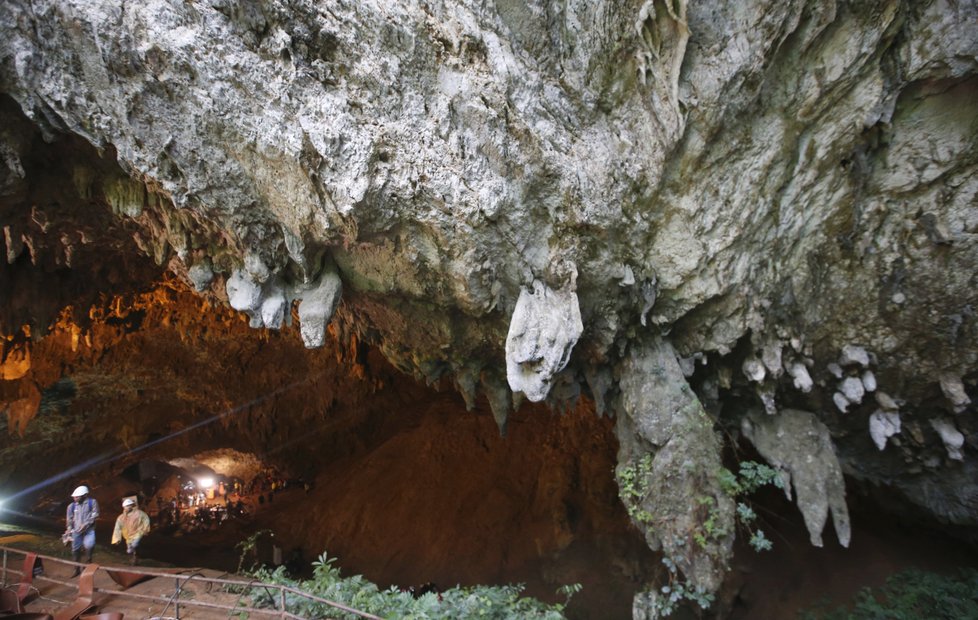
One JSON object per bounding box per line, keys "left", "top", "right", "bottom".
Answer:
{"left": 152, "top": 481, "right": 245, "bottom": 534}
{"left": 64, "top": 485, "right": 149, "bottom": 572}
{"left": 62, "top": 467, "right": 304, "bottom": 572}
{"left": 150, "top": 468, "right": 298, "bottom": 534}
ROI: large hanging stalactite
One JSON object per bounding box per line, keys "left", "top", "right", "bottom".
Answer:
{"left": 615, "top": 337, "right": 734, "bottom": 602}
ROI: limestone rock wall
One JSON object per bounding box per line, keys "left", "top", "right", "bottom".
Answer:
{"left": 2, "top": 0, "right": 977, "bottom": 609}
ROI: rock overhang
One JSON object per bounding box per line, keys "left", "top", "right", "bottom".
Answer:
{"left": 1, "top": 0, "right": 977, "bottom": 609}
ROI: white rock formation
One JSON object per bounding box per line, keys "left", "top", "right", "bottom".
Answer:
{"left": 762, "top": 341, "right": 783, "bottom": 378}
{"left": 869, "top": 410, "right": 901, "bottom": 451}
{"left": 742, "top": 357, "right": 766, "bottom": 383}
{"left": 295, "top": 268, "right": 343, "bottom": 348}
{"left": 742, "top": 409, "right": 851, "bottom": 549}
{"left": 505, "top": 280, "right": 583, "bottom": 402}
{"left": 930, "top": 419, "right": 966, "bottom": 461}
{"left": 940, "top": 372, "right": 972, "bottom": 414}
{"left": 861, "top": 370, "right": 877, "bottom": 393}
{"left": 839, "top": 345, "right": 870, "bottom": 368}
{"left": 832, "top": 392, "right": 850, "bottom": 414}
{"left": 827, "top": 363, "right": 844, "bottom": 380}
{"left": 839, "top": 376, "right": 866, "bottom": 405}
{"left": 787, "top": 361, "right": 813, "bottom": 393}
{"left": 187, "top": 261, "right": 215, "bottom": 292}
{"left": 226, "top": 269, "right": 267, "bottom": 326}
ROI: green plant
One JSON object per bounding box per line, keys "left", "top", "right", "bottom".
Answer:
{"left": 616, "top": 454, "right": 655, "bottom": 525}
{"left": 644, "top": 554, "right": 715, "bottom": 618}
{"left": 719, "top": 461, "right": 783, "bottom": 552}
{"left": 556, "top": 583, "right": 583, "bottom": 607}
{"left": 235, "top": 529, "right": 273, "bottom": 574}
{"left": 799, "top": 568, "right": 978, "bottom": 619}
{"left": 623, "top": 459, "right": 783, "bottom": 618}
{"left": 238, "top": 551, "right": 580, "bottom": 619}
{"left": 691, "top": 495, "right": 732, "bottom": 550}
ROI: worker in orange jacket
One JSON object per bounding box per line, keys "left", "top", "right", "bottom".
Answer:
{"left": 112, "top": 497, "right": 150, "bottom": 565}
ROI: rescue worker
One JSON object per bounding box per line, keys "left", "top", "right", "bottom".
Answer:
{"left": 65, "top": 485, "right": 99, "bottom": 576}
{"left": 112, "top": 497, "right": 150, "bottom": 565}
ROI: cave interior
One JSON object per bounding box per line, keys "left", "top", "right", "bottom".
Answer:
{"left": 1, "top": 83, "right": 976, "bottom": 620}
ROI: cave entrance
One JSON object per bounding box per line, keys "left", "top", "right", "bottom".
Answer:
{"left": 98, "top": 449, "right": 289, "bottom": 573}
{"left": 7, "top": 328, "right": 656, "bottom": 620}
{"left": 120, "top": 449, "right": 275, "bottom": 522}
{"left": 121, "top": 449, "right": 271, "bottom": 507}
{"left": 95, "top": 395, "right": 657, "bottom": 619}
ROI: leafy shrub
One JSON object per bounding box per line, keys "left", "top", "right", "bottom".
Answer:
{"left": 799, "top": 568, "right": 978, "bottom": 620}
{"left": 239, "top": 551, "right": 579, "bottom": 619}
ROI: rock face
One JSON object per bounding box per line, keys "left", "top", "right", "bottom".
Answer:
{"left": 616, "top": 337, "right": 734, "bottom": 596}
{"left": 1, "top": 0, "right": 977, "bottom": 612}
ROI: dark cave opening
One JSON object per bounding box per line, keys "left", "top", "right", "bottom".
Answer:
{"left": 14, "top": 377, "right": 659, "bottom": 620}
{"left": 0, "top": 277, "right": 654, "bottom": 618}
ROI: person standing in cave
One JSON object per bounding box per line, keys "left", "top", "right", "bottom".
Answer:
{"left": 112, "top": 497, "right": 151, "bottom": 565}
{"left": 65, "top": 485, "right": 99, "bottom": 576}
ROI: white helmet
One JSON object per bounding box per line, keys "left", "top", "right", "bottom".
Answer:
{"left": 122, "top": 498, "right": 136, "bottom": 507}
{"left": 71, "top": 486, "right": 89, "bottom": 497}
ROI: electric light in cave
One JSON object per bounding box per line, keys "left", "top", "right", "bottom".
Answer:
{"left": 197, "top": 477, "right": 214, "bottom": 489}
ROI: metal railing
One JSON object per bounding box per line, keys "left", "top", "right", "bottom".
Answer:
{"left": 0, "top": 545, "right": 381, "bottom": 620}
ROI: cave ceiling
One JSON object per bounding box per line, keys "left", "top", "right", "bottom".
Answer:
{"left": 1, "top": 0, "right": 977, "bottom": 609}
